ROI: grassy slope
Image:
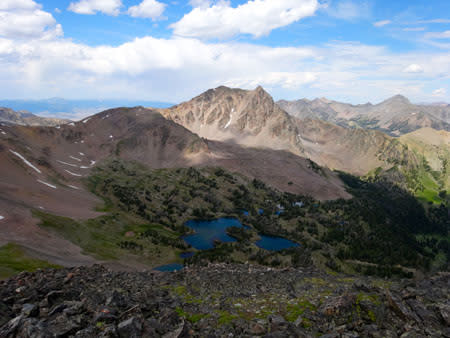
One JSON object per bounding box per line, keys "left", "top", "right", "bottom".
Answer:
{"left": 0, "top": 243, "right": 61, "bottom": 279}
{"left": 399, "top": 128, "right": 449, "bottom": 204}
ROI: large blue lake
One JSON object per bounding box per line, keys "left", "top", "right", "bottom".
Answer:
{"left": 182, "top": 218, "right": 245, "bottom": 250}
{"left": 155, "top": 217, "right": 299, "bottom": 271}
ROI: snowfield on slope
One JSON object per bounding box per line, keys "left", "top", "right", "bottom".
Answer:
{"left": 9, "top": 150, "right": 42, "bottom": 174}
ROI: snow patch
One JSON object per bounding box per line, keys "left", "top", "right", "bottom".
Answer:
{"left": 81, "top": 140, "right": 85, "bottom": 144}
{"left": 9, "top": 150, "right": 42, "bottom": 174}
{"left": 70, "top": 156, "right": 82, "bottom": 162}
{"left": 55, "top": 126, "right": 61, "bottom": 129}
{"left": 68, "top": 185, "right": 80, "bottom": 190}
{"left": 224, "top": 113, "right": 233, "bottom": 129}
{"left": 0, "top": 216, "right": 4, "bottom": 220}
{"left": 109, "top": 135, "right": 113, "bottom": 138}
{"left": 57, "top": 160, "right": 78, "bottom": 168}
{"left": 79, "top": 152, "right": 85, "bottom": 156}
{"left": 37, "top": 180, "right": 57, "bottom": 189}
{"left": 80, "top": 166, "right": 90, "bottom": 169}
{"left": 68, "top": 122, "right": 75, "bottom": 126}
{"left": 64, "top": 170, "right": 82, "bottom": 177}
{"left": 1, "top": 131, "right": 6, "bottom": 135}
{"left": 82, "top": 118, "right": 91, "bottom": 123}
{"left": 90, "top": 160, "right": 96, "bottom": 166}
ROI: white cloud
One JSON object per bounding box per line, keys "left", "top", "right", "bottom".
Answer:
{"left": 68, "top": 0, "right": 122, "bottom": 16}
{"left": 189, "top": 0, "right": 211, "bottom": 8}
{"left": 373, "top": 20, "right": 391, "bottom": 27}
{"left": 224, "top": 72, "right": 318, "bottom": 90}
{"left": 432, "top": 88, "right": 446, "bottom": 97}
{"left": 417, "top": 19, "right": 450, "bottom": 24}
{"left": 1, "top": 3, "right": 450, "bottom": 107}
{"left": 171, "top": 0, "right": 319, "bottom": 39}
{"left": 0, "top": 0, "right": 39, "bottom": 11}
{"left": 403, "top": 64, "right": 423, "bottom": 73}
{"left": 0, "top": 0, "right": 62, "bottom": 39}
{"left": 55, "top": 8, "right": 61, "bottom": 13}
{"left": 127, "top": 0, "right": 166, "bottom": 19}
{"left": 425, "top": 30, "right": 450, "bottom": 39}
{"left": 3, "top": 32, "right": 450, "bottom": 106}
{"left": 402, "top": 27, "right": 425, "bottom": 32}
{"left": 326, "top": 0, "right": 370, "bottom": 20}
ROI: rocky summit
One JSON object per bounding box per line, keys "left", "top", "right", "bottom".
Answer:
{"left": 0, "top": 264, "right": 449, "bottom": 337}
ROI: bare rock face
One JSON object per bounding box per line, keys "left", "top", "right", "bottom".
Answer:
{"left": 159, "top": 86, "right": 304, "bottom": 155}
{"left": 0, "top": 264, "right": 449, "bottom": 337}
{"left": 159, "top": 86, "right": 428, "bottom": 177}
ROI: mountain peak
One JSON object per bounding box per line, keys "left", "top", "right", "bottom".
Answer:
{"left": 383, "top": 94, "right": 411, "bottom": 105}
{"left": 252, "top": 85, "right": 273, "bottom": 101}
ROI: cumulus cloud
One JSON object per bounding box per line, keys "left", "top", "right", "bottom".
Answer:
{"left": 403, "top": 64, "right": 423, "bottom": 73}
{"left": 68, "top": 0, "right": 122, "bottom": 16}
{"left": 373, "top": 20, "right": 391, "bottom": 27}
{"left": 171, "top": 0, "right": 319, "bottom": 39}
{"left": 127, "top": 0, "right": 166, "bottom": 19}
{"left": 432, "top": 88, "right": 446, "bottom": 97}
{"left": 1, "top": 1, "right": 449, "bottom": 107}
{"left": 2, "top": 31, "right": 450, "bottom": 105}
{"left": 0, "top": 0, "right": 40, "bottom": 10}
{"left": 0, "top": 0, "right": 62, "bottom": 39}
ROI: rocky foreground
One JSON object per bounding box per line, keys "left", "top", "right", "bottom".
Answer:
{"left": 0, "top": 264, "right": 449, "bottom": 337}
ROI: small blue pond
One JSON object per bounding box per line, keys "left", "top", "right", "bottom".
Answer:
{"left": 154, "top": 263, "right": 184, "bottom": 272}
{"left": 256, "top": 235, "right": 299, "bottom": 251}
{"left": 180, "top": 252, "right": 195, "bottom": 259}
{"left": 258, "top": 209, "right": 264, "bottom": 215}
{"left": 183, "top": 217, "right": 245, "bottom": 250}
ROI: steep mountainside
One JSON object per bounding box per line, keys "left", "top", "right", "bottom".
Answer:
{"left": 295, "top": 118, "right": 419, "bottom": 175}
{"left": 159, "top": 86, "right": 450, "bottom": 203}
{"left": 0, "top": 107, "right": 68, "bottom": 127}
{"left": 0, "top": 106, "right": 349, "bottom": 270}
{"left": 159, "top": 86, "right": 304, "bottom": 155}
{"left": 278, "top": 95, "right": 450, "bottom": 136}
{"left": 400, "top": 128, "right": 450, "bottom": 172}
{"left": 159, "top": 86, "right": 425, "bottom": 176}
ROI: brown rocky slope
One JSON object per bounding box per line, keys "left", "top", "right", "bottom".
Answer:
{"left": 0, "top": 106, "right": 348, "bottom": 269}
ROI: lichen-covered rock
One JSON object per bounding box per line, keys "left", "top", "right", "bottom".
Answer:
{"left": 0, "top": 264, "right": 448, "bottom": 337}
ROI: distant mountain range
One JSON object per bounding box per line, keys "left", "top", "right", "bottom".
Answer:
{"left": 0, "top": 85, "right": 448, "bottom": 280}
{"left": 0, "top": 107, "right": 69, "bottom": 127}
{"left": 277, "top": 95, "right": 449, "bottom": 136}
{"left": 159, "top": 86, "right": 448, "bottom": 203}
{"left": 0, "top": 98, "right": 174, "bottom": 120}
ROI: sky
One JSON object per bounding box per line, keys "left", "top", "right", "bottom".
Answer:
{"left": 1, "top": 0, "right": 450, "bottom": 105}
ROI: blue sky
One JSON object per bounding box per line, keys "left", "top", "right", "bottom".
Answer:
{"left": 1, "top": 0, "right": 450, "bottom": 105}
